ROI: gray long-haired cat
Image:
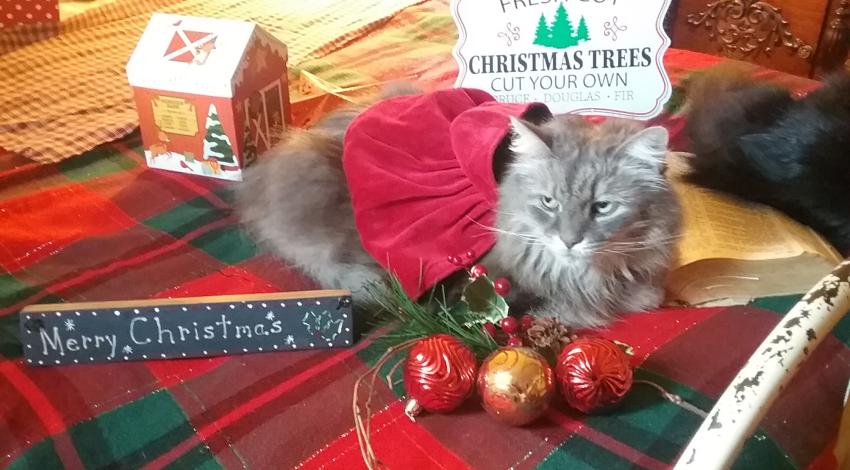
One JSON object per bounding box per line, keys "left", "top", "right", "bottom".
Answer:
{"left": 236, "top": 92, "right": 681, "bottom": 327}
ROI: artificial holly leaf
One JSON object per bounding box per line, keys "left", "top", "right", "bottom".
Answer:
{"left": 448, "top": 300, "right": 471, "bottom": 318}
{"left": 462, "top": 276, "right": 509, "bottom": 324}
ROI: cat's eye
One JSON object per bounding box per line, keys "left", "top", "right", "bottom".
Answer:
{"left": 591, "top": 200, "right": 615, "bottom": 216}
{"left": 540, "top": 196, "right": 559, "bottom": 211}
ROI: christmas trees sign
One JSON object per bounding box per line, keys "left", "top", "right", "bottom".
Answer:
{"left": 451, "top": 0, "right": 673, "bottom": 119}
{"left": 533, "top": 4, "right": 590, "bottom": 49}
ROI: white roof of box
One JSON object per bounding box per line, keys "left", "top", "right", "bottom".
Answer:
{"left": 127, "top": 13, "right": 287, "bottom": 98}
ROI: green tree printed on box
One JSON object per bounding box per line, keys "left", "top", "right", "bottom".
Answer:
{"left": 532, "top": 3, "right": 590, "bottom": 49}
{"left": 203, "top": 104, "right": 236, "bottom": 165}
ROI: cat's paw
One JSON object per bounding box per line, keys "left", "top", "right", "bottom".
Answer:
{"left": 621, "top": 283, "right": 665, "bottom": 312}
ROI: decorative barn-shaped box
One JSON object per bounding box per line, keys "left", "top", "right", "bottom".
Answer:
{"left": 127, "top": 13, "right": 291, "bottom": 181}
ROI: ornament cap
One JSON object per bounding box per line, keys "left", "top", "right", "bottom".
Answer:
{"left": 404, "top": 398, "right": 422, "bottom": 422}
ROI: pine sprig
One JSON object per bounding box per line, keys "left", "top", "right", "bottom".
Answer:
{"left": 364, "top": 276, "right": 499, "bottom": 359}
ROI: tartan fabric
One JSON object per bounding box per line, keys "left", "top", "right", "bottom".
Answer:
{"left": 2, "top": 1, "right": 849, "bottom": 468}
{"left": 0, "top": 0, "right": 424, "bottom": 164}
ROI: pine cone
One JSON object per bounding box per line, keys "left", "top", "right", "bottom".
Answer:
{"left": 525, "top": 317, "right": 576, "bottom": 353}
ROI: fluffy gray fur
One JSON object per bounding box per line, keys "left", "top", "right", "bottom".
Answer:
{"left": 483, "top": 115, "right": 682, "bottom": 326}
{"left": 236, "top": 99, "right": 681, "bottom": 327}
{"left": 237, "top": 104, "right": 385, "bottom": 293}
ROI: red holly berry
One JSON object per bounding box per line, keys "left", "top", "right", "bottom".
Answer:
{"left": 470, "top": 264, "right": 488, "bottom": 278}
{"left": 482, "top": 322, "right": 497, "bottom": 338}
{"left": 520, "top": 314, "right": 534, "bottom": 332}
{"left": 500, "top": 316, "right": 519, "bottom": 335}
{"left": 493, "top": 277, "right": 511, "bottom": 296}
{"left": 507, "top": 335, "right": 523, "bottom": 347}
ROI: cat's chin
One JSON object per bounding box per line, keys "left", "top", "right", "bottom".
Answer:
{"left": 564, "top": 251, "right": 590, "bottom": 261}
{"left": 553, "top": 248, "right": 592, "bottom": 265}
{"left": 545, "top": 237, "right": 591, "bottom": 261}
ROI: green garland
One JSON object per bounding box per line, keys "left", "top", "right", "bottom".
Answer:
{"left": 364, "top": 274, "right": 508, "bottom": 359}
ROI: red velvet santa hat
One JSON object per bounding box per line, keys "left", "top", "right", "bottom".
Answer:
{"left": 343, "top": 88, "right": 552, "bottom": 299}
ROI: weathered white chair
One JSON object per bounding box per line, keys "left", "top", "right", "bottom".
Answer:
{"left": 675, "top": 259, "right": 850, "bottom": 469}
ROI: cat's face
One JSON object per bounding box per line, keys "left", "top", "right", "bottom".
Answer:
{"left": 497, "top": 116, "right": 670, "bottom": 264}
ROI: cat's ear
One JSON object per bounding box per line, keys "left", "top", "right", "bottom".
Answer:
{"left": 619, "top": 126, "right": 669, "bottom": 171}
{"left": 509, "top": 117, "right": 552, "bottom": 158}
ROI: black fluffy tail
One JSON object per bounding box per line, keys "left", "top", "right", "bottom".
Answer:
{"left": 682, "top": 65, "right": 850, "bottom": 255}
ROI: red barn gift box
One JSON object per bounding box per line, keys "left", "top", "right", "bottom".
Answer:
{"left": 127, "top": 13, "right": 291, "bottom": 181}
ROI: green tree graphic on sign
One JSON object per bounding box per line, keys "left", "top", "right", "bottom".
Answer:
{"left": 532, "top": 3, "right": 590, "bottom": 49}
{"left": 533, "top": 13, "right": 551, "bottom": 46}
{"left": 549, "top": 3, "right": 576, "bottom": 48}
{"left": 576, "top": 16, "right": 590, "bottom": 42}
{"left": 203, "top": 104, "right": 236, "bottom": 165}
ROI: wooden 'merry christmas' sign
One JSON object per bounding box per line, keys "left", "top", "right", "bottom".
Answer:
{"left": 20, "top": 290, "right": 353, "bottom": 366}
{"left": 451, "top": 0, "right": 672, "bottom": 119}
{"left": 127, "top": 14, "right": 292, "bottom": 181}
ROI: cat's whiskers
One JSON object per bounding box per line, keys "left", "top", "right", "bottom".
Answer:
{"left": 466, "top": 217, "right": 547, "bottom": 245}
{"left": 586, "top": 233, "right": 681, "bottom": 257}
{"left": 595, "top": 248, "right": 635, "bottom": 258}
{"left": 604, "top": 238, "right": 681, "bottom": 248}
{"left": 606, "top": 232, "right": 683, "bottom": 245}
{"left": 493, "top": 209, "right": 525, "bottom": 218}
{"left": 602, "top": 241, "right": 678, "bottom": 253}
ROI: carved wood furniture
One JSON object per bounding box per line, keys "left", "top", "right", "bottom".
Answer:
{"left": 669, "top": 0, "right": 850, "bottom": 78}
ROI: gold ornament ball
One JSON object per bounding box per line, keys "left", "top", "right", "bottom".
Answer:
{"left": 477, "top": 347, "right": 555, "bottom": 426}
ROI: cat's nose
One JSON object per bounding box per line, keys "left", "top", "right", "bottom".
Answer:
{"left": 560, "top": 236, "right": 583, "bottom": 249}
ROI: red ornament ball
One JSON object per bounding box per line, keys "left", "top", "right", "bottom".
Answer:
{"left": 500, "top": 316, "right": 519, "bottom": 335}
{"left": 404, "top": 334, "right": 478, "bottom": 414}
{"left": 470, "top": 264, "right": 488, "bottom": 278}
{"left": 555, "top": 338, "right": 633, "bottom": 414}
{"left": 482, "top": 322, "right": 497, "bottom": 338}
{"left": 493, "top": 277, "right": 512, "bottom": 296}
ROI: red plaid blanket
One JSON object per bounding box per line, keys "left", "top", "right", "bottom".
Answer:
{"left": 2, "top": 2, "right": 848, "bottom": 468}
